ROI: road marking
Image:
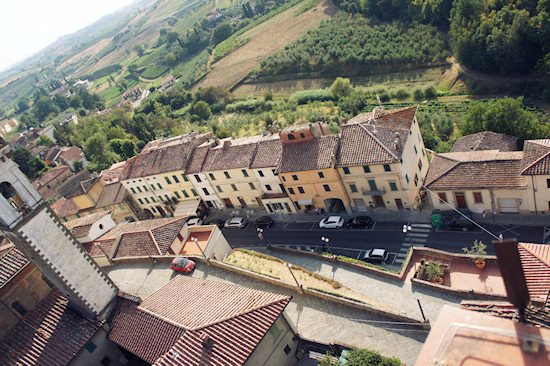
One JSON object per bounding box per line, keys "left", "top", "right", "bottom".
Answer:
{"left": 400, "top": 247, "right": 410, "bottom": 252}
{"left": 411, "top": 228, "right": 431, "bottom": 233}
{"left": 413, "top": 224, "right": 432, "bottom": 229}
{"left": 409, "top": 233, "right": 429, "bottom": 238}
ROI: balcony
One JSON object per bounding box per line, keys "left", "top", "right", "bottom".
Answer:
{"left": 362, "top": 188, "right": 386, "bottom": 196}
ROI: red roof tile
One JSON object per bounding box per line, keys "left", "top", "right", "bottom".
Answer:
{"left": 521, "top": 139, "right": 550, "bottom": 175}
{"left": 67, "top": 177, "right": 100, "bottom": 198}
{"left": 108, "top": 276, "right": 291, "bottom": 366}
{"left": 32, "top": 165, "right": 71, "bottom": 189}
{"left": 50, "top": 197, "right": 80, "bottom": 218}
{"left": 64, "top": 211, "right": 111, "bottom": 239}
{"left": 58, "top": 145, "right": 84, "bottom": 162}
{"left": 0, "top": 244, "right": 29, "bottom": 288}
{"left": 451, "top": 131, "right": 518, "bottom": 153}
{"left": 0, "top": 290, "right": 103, "bottom": 366}
{"left": 250, "top": 137, "right": 282, "bottom": 169}
{"left": 185, "top": 144, "right": 211, "bottom": 174}
{"left": 278, "top": 135, "right": 338, "bottom": 173}
{"left": 201, "top": 137, "right": 261, "bottom": 172}
{"left": 519, "top": 243, "right": 550, "bottom": 301}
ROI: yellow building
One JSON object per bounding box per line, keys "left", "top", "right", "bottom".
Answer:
{"left": 277, "top": 123, "right": 351, "bottom": 214}
{"left": 201, "top": 136, "right": 266, "bottom": 209}
{"left": 521, "top": 139, "right": 550, "bottom": 214}
{"left": 336, "top": 106, "right": 429, "bottom": 211}
{"left": 120, "top": 133, "right": 211, "bottom": 217}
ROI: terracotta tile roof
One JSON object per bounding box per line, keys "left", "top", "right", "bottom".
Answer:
{"left": 460, "top": 301, "right": 550, "bottom": 328}
{"left": 64, "top": 211, "right": 110, "bottom": 238}
{"left": 44, "top": 146, "right": 61, "bottom": 162}
{"left": 521, "top": 139, "right": 550, "bottom": 175}
{"left": 91, "top": 217, "right": 187, "bottom": 257}
{"left": 67, "top": 177, "right": 100, "bottom": 198}
{"left": 29, "top": 145, "right": 47, "bottom": 156}
{"left": 109, "top": 276, "right": 291, "bottom": 365}
{"left": 122, "top": 135, "right": 202, "bottom": 180}
{"left": 0, "top": 244, "right": 29, "bottom": 288}
{"left": 424, "top": 151, "right": 527, "bottom": 190}
{"left": 95, "top": 182, "right": 127, "bottom": 208}
{"left": 346, "top": 106, "right": 417, "bottom": 127}
{"left": 0, "top": 290, "right": 103, "bottom": 366}
{"left": 278, "top": 135, "right": 338, "bottom": 173}
{"left": 32, "top": 165, "right": 70, "bottom": 189}
{"left": 451, "top": 131, "right": 518, "bottom": 152}
{"left": 201, "top": 135, "right": 269, "bottom": 172}
{"left": 58, "top": 145, "right": 84, "bottom": 161}
{"left": 185, "top": 144, "right": 210, "bottom": 174}
{"left": 518, "top": 243, "right": 550, "bottom": 301}
{"left": 250, "top": 137, "right": 282, "bottom": 169}
{"left": 100, "top": 161, "right": 127, "bottom": 183}
{"left": 281, "top": 124, "right": 311, "bottom": 134}
{"left": 50, "top": 197, "right": 80, "bottom": 218}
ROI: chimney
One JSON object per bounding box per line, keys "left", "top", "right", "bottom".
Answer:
{"left": 394, "top": 132, "right": 401, "bottom": 149}
{"left": 223, "top": 140, "right": 232, "bottom": 148}
{"left": 373, "top": 106, "right": 385, "bottom": 119}
{"left": 200, "top": 333, "right": 214, "bottom": 349}
{"left": 341, "top": 118, "right": 347, "bottom": 126}
{"left": 330, "top": 152, "right": 336, "bottom": 167}
{"left": 268, "top": 124, "right": 279, "bottom": 134}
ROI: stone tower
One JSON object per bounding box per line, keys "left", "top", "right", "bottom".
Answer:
{"left": 0, "top": 157, "right": 118, "bottom": 317}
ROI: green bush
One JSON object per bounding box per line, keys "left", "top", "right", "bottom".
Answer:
{"left": 141, "top": 65, "right": 169, "bottom": 79}
{"left": 291, "top": 89, "right": 333, "bottom": 104}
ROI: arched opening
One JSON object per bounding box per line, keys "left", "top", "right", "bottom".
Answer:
{"left": 1, "top": 182, "right": 23, "bottom": 209}
{"left": 287, "top": 134, "right": 295, "bottom": 140}
{"left": 143, "top": 209, "right": 155, "bottom": 219}
{"left": 324, "top": 198, "right": 345, "bottom": 213}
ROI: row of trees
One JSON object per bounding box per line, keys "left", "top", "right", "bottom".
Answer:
{"left": 259, "top": 14, "right": 449, "bottom": 77}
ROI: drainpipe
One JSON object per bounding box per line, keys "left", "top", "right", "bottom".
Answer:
{"left": 490, "top": 189, "right": 496, "bottom": 222}
{"left": 532, "top": 176, "right": 538, "bottom": 214}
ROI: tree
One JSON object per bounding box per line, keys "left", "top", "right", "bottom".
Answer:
{"left": 330, "top": 77, "right": 353, "bottom": 99}
{"left": 52, "top": 93, "right": 69, "bottom": 111}
{"left": 16, "top": 99, "right": 30, "bottom": 114}
{"left": 73, "top": 160, "right": 84, "bottom": 172}
{"left": 70, "top": 95, "right": 82, "bottom": 109}
{"left": 166, "top": 31, "right": 179, "bottom": 45}
{"left": 215, "top": 127, "right": 232, "bottom": 138}
{"left": 211, "top": 22, "right": 233, "bottom": 45}
{"left": 192, "top": 101, "right": 211, "bottom": 120}
{"left": 133, "top": 44, "right": 145, "bottom": 56}
{"left": 84, "top": 133, "right": 119, "bottom": 171}
{"left": 165, "top": 53, "right": 178, "bottom": 67}
{"left": 12, "top": 148, "right": 48, "bottom": 179}
{"left": 36, "top": 135, "right": 53, "bottom": 146}
{"left": 33, "top": 96, "right": 59, "bottom": 120}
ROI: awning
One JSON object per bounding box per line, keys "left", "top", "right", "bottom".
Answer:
{"left": 173, "top": 198, "right": 201, "bottom": 217}
{"left": 297, "top": 198, "right": 314, "bottom": 206}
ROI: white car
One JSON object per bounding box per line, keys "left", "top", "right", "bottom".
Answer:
{"left": 364, "top": 248, "right": 389, "bottom": 262}
{"left": 186, "top": 217, "right": 203, "bottom": 227}
{"left": 224, "top": 217, "right": 247, "bottom": 229}
{"left": 319, "top": 216, "right": 344, "bottom": 229}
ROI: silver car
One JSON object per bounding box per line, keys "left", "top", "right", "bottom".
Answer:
{"left": 224, "top": 217, "right": 247, "bottom": 229}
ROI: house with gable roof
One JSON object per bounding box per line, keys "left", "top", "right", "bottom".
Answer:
{"left": 277, "top": 122, "right": 351, "bottom": 213}
{"left": 107, "top": 276, "right": 300, "bottom": 366}
{"left": 336, "top": 106, "right": 429, "bottom": 211}
{"left": 451, "top": 131, "right": 518, "bottom": 153}
{"left": 32, "top": 165, "right": 72, "bottom": 199}
{"left": 63, "top": 211, "right": 116, "bottom": 243}
{"left": 520, "top": 139, "right": 550, "bottom": 214}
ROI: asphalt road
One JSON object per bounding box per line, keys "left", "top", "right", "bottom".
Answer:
{"left": 222, "top": 220, "right": 547, "bottom": 263}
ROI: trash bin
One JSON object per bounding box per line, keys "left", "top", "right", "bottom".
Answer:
{"left": 432, "top": 213, "right": 442, "bottom": 227}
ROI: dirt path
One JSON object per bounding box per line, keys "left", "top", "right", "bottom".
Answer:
{"left": 195, "top": 0, "right": 338, "bottom": 91}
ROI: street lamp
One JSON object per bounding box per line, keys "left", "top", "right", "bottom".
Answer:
{"left": 191, "top": 236, "right": 209, "bottom": 263}
{"left": 403, "top": 224, "right": 414, "bottom": 248}
{"left": 320, "top": 236, "right": 333, "bottom": 256}
{"left": 284, "top": 262, "right": 301, "bottom": 289}
{"left": 257, "top": 227, "right": 271, "bottom": 249}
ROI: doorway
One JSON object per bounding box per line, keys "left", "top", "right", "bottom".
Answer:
{"left": 395, "top": 198, "right": 404, "bottom": 210}
{"left": 373, "top": 195, "right": 385, "bottom": 208}
{"left": 455, "top": 192, "right": 467, "bottom": 209}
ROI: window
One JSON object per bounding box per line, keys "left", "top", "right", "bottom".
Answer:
{"left": 165, "top": 177, "right": 172, "bottom": 184}
{"left": 216, "top": 186, "right": 222, "bottom": 192}
{"left": 383, "top": 164, "right": 391, "bottom": 172}
{"left": 182, "top": 190, "right": 189, "bottom": 198}
{"left": 422, "top": 149, "right": 426, "bottom": 157}
{"left": 438, "top": 192, "right": 447, "bottom": 202}
{"left": 318, "top": 171, "right": 325, "bottom": 178}
{"left": 85, "top": 342, "right": 97, "bottom": 353}
{"left": 405, "top": 174, "right": 410, "bottom": 184}
{"left": 242, "top": 169, "right": 249, "bottom": 177}
{"left": 165, "top": 194, "right": 170, "bottom": 201}
{"left": 191, "top": 189, "right": 198, "bottom": 197}
{"left": 323, "top": 184, "right": 331, "bottom": 192}
{"left": 202, "top": 188, "right": 209, "bottom": 195}
{"left": 400, "top": 158, "right": 403, "bottom": 164}
{"left": 363, "top": 165, "right": 370, "bottom": 173}
{"left": 269, "top": 324, "right": 281, "bottom": 340}
{"left": 130, "top": 187, "right": 136, "bottom": 194}
{"left": 547, "top": 178, "right": 550, "bottom": 188}
{"left": 143, "top": 185, "right": 148, "bottom": 191}
{"left": 249, "top": 182, "right": 256, "bottom": 190}
{"left": 194, "top": 174, "right": 201, "bottom": 183}
{"left": 151, "top": 207, "right": 157, "bottom": 213}
{"left": 473, "top": 192, "right": 483, "bottom": 203}
{"left": 151, "top": 185, "right": 156, "bottom": 190}
{"left": 136, "top": 186, "right": 142, "bottom": 193}
{"left": 414, "top": 174, "right": 418, "bottom": 187}
{"left": 158, "top": 196, "right": 163, "bottom": 201}
{"left": 292, "top": 174, "right": 299, "bottom": 181}
{"left": 101, "top": 357, "right": 112, "bottom": 366}
{"left": 272, "top": 169, "right": 276, "bottom": 175}
{"left": 224, "top": 171, "right": 231, "bottom": 179}
{"left": 350, "top": 184, "right": 358, "bottom": 193}
{"left": 368, "top": 180, "right": 378, "bottom": 191}
{"left": 265, "top": 184, "right": 272, "bottom": 191}
{"left": 418, "top": 133, "right": 421, "bottom": 142}
{"left": 414, "top": 145, "right": 418, "bottom": 154}
{"left": 182, "top": 174, "right": 188, "bottom": 182}
{"left": 288, "top": 133, "right": 295, "bottom": 140}
{"left": 343, "top": 167, "right": 350, "bottom": 175}
{"left": 297, "top": 186, "right": 305, "bottom": 194}
{"left": 288, "top": 187, "right": 295, "bottom": 195}
{"left": 151, "top": 196, "right": 156, "bottom": 202}
{"left": 258, "top": 170, "right": 264, "bottom": 177}
{"left": 231, "top": 184, "right": 238, "bottom": 191}
{"left": 157, "top": 183, "right": 162, "bottom": 189}
{"left": 172, "top": 175, "right": 180, "bottom": 183}
{"left": 209, "top": 173, "right": 215, "bottom": 180}
{"left": 174, "top": 191, "right": 181, "bottom": 199}
{"left": 12, "top": 301, "right": 27, "bottom": 317}
{"left": 138, "top": 198, "right": 143, "bottom": 204}
{"left": 284, "top": 345, "right": 292, "bottom": 355}
{"left": 281, "top": 176, "right": 286, "bottom": 182}
{"left": 418, "top": 159, "right": 423, "bottom": 171}
{"left": 300, "top": 133, "right": 306, "bottom": 138}
{"left": 279, "top": 184, "right": 285, "bottom": 193}
{"left": 144, "top": 197, "right": 150, "bottom": 203}
{"left": 389, "top": 182, "right": 398, "bottom": 191}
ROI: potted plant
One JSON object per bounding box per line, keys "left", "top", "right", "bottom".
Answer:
{"left": 425, "top": 260, "right": 445, "bottom": 284}
{"left": 463, "top": 240, "right": 487, "bottom": 269}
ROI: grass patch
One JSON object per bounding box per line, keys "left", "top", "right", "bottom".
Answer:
{"left": 141, "top": 65, "right": 169, "bottom": 79}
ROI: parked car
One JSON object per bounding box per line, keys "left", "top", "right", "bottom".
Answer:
{"left": 346, "top": 216, "right": 373, "bottom": 228}
{"left": 441, "top": 212, "right": 474, "bottom": 231}
{"left": 224, "top": 217, "right": 247, "bottom": 229}
{"left": 255, "top": 216, "right": 273, "bottom": 229}
{"left": 364, "top": 248, "right": 389, "bottom": 262}
{"left": 171, "top": 257, "right": 196, "bottom": 273}
{"left": 186, "top": 216, "right": 203, "bottom": 227}
{"left": 319, "top": 216, "right": 344, "bottom": 229}
{"left": 205, "top": 219, "right": 225, "bottom": 228}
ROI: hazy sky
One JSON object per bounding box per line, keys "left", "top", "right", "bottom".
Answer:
{"left": 0, "top": 0, "right": 137, "bottom": 72}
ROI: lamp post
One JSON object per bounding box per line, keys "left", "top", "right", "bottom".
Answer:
{"left": 191, "top": 236, "right": 209, "bottom": 263}
{"left": 257, "top": 227, "right": 271, "bottom": 249}
{"left": 403, "top": 224, "right": 414, "bottom": 248}
{"left": 94, "top": 243, "right": 112, "bottom": 264}
{"left": 320, "top": 236, "right": 333, "bottom": 256}
{"left": 284, "top": 262, "right": 301, "bottom": 289}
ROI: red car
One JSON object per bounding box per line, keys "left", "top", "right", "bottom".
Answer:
{"left": 171, "top": 257, "right": 196, "bottom": 273}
